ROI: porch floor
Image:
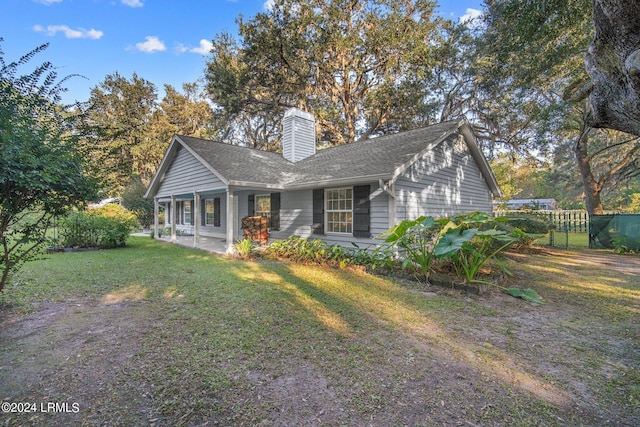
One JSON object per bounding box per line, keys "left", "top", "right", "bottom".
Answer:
{"left": 154, "top": 234, "right": 228, "bottom": 254}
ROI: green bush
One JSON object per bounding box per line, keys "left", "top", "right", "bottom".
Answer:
{"left": 121, "top": 175, "right": 154, "bottom": 228}
{"left": 59, "top": 204, "right": 138, "bottom": 248}
{"left": 235, "top": 239, "right": 255, "bottom": 258}
{"left": 263, "top": 236, "right": 395, "bottom": 270}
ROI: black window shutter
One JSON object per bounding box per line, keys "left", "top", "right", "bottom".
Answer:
{"left": 248, "top": 194, "right": 255, "bottom": 216}
{"left": 213, "top": 198, "right": 221, "bottom": 227}
{"left": 353, "top": 185, "right": 370, "bottom": 238}
{"left": 270, "top": 193, "right": 281, "bottom": 231}
{"left": 201, "top": 199, "right": 206, "bottom": 226}
{"left": 190, "top": 201, "right": 194, "bottom": 225}
{"left": 312, "top": 189, "right": 324, "bottom": 235}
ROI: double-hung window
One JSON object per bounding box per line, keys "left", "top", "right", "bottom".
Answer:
{"left": 183, "top": 201, "right": 192, "bottom": 225}
{"left": 205, "top": 199, "right": 215, "bottom": 225}
{"left": 326, "top": 188, "right": 352, "bottom": 234}
{"left": 255, "top": 194, "right": 271, "bottom": 228}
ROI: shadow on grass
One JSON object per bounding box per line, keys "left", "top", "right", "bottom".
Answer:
{"left": 4, "top": 237, "right": 638, "bottom": 426}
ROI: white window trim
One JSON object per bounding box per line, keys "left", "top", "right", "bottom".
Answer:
{"left": 255, "top": 194, "right": 271, "bottom": 217}
{"left": 325, "top": 187, "right": 353, "bottom": 235}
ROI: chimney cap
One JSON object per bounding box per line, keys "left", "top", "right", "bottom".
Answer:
{"left": 284, "top": 108, "right": 315, "bottom": 122}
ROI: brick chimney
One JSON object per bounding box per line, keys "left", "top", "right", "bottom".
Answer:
{"left": 282, "top": 108, "right": 316, "bottom": 162}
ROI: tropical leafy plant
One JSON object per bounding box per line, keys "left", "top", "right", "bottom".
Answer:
{"left": 436, "top": 214, "right": 544, "bottom": 303}
{"left": 380, "top": 212, "right": 545, "bottom": 303}
{"left": 379, "top": 216, "right": 442, "bottom": 283}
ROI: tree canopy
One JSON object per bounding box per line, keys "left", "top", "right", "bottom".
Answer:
{"left": 205, "top": 0, "right": 446, "bottom": 148}
{"left": 83, "top": 75, "right": 214, "bottom": 195}
{"left": 477, "top": 0, "right": 640, "bottom": 213}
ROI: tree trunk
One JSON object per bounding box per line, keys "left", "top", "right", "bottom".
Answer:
{"left": 574, "top": 129, "right": 604, "bottom": 214}
{"left": 585, "top": 0, "right": 640, "bottom": 136}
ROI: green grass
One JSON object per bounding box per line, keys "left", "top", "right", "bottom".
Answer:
{"left": 1, "top": 236, "right": 638, "bottom": 426}
{"left": 535, "top": 231, "right": 590, "bottom": 248}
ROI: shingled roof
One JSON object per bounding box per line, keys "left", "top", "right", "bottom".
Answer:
{"left": 147, "top": 118, "right": 501, "bottom": 197}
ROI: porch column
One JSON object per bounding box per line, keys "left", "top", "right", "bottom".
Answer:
{"left": 153, "top": 197, "right": 159, "bottom": 240}
{"left": 387, "top": 183, "right": 396, "bottom": 229}
{"left": 226, "top": 188, "right": 235, "bottom": 254}
{"left": 170, "top": 194, "right": 177, "bottom": 242}
{"left": 193, "top": 191, "right": 201, "bottom": 248}
{"left": 379, "top": 179, "right": 396, "bottom": 228}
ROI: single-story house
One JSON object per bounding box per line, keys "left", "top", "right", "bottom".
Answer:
{"left": 144, "top": 108, "right": 501, "bottom": 253}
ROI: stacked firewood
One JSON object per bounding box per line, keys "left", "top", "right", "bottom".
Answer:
{"left": 241, "top": 216, "right": 269, "bottom": 244}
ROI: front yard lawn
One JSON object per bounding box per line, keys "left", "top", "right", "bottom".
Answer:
{"left": 1, "top": 237, "right": 638, "bottom": 426}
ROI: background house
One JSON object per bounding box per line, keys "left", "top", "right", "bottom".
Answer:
{"left": 145, "top": 109, "right": 501, "bottom": 253}
{"left": 498, "top": 198, "right": 558, "bottom": 211}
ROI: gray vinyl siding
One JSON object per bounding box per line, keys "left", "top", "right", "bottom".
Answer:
{"left": 236, "top": 189, "right": 314, "bottom": 240}
{"left": 395, "top": 134, "right": 493, "bottom": 221}
{"left": 236, "top": 190, "right": 251, "bottom": 240}
{"left": 156, "top": 146, "right": 225, "bottom": 197}
{"left": 369, "top": 186, "right": 389, "bottom": 236}
{"left": 272, "top": 189, "right": 314, "bottom": 239}
{"left": 269, "top": 184, "right": 388, "bottom": 248}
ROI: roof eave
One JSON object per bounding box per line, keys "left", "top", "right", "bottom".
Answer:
{"left": 284, "top": 174, "right": 392, "bottom": 191}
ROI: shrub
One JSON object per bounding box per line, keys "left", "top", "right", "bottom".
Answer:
{"left": 492, "top": 215, "right": 551, "bottom": 248}
{"left": 121, "top": 175, "right": 154, "bottom": 228}
{"left": 59, "top": 205, "right": 138, "bottom": 248}
{"left": 263, "top": 236, "right": 396, "bottom": 272}
{"left": 235, "top": 239, "right": 255, "bottom": 258}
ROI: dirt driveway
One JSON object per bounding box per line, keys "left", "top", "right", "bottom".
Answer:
{"left": 1, "top": 247, "right": 639, "bottom": 426}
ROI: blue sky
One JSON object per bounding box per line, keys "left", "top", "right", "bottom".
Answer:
{"left": 1, "top": 0, "right": 483, "bottom": 105}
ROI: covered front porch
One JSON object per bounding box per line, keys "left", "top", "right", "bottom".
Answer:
{"left": 152, "top": 188, "right": 238, "bottom": 254}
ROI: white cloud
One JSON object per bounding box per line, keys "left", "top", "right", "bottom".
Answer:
{"left": 134, "top": 36, "right": 166, "bottom": 53}
{"left": 460, "top": 8, "right": 482, "bottom": 26}
{"left": 33, "top": 24, "right": 103, "bottom": 39}
{"left": 189, "top": 39, "right": 213, "bottom": 55}
{"left": 121, "top": 0, "right": 143, "bottom": 7}
{"left": 263, "top": 0, "right": 274, "bottom": 11}
{"left": 174, "top": 43, "right": 189, "bottom": 54}
{"left": 34, "top": 0, "right": 63, "bottom": 5}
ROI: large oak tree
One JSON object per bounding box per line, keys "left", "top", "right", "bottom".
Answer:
{"left": 585, "top": 0, "right": 640, "bottom": 136}
{"left": 204, "top": 0, "right": 445, "bottom": 148}
{"left": 479, "top": 0, "right": 639, "bottom": 213}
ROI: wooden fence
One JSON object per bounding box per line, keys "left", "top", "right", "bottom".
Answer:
{"left": 494, "top": 210, "right": 620, "bottom": 233}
